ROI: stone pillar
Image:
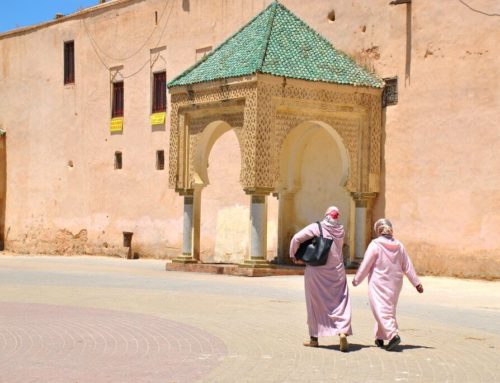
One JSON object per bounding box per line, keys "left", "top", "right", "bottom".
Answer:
{"left": 173, "top": 190, "right": 199, "bottom": 263}
{"left": 351, "top": 192, "right": 377, "bottom": 262}
{"left": 182, "top": 194, "right": 193, "bottom": 255}
{"left": 241, "top": 194, "right": 272, "bottom": 268}
{"left": 277, "top": 191, "right": 294, "bottom": 264}
{"left": 192, "top": 187, "right": 201, "bottom": 261}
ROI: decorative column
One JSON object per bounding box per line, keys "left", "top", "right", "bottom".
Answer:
{"left": 276, "top": 191, "right": 294, "bottom": 264}
{"left": 241, "top": 194, "right": 272, "bottom": 268}
{"left": 173, "top": 189, "right": 200, "bottom": 263}
{"left": 351, "top": 192, "right": 377, "bottom": 262}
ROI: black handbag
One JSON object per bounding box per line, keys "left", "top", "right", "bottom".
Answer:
{"left": 294, "top": 222, "right": 333, "bottom": 266}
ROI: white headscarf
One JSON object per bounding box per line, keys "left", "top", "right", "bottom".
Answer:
{"left": 323, "top": 206, "right": 340, "bottom": 227}
{"left": 374, "top": 218, "right": 393, "bottom": 238}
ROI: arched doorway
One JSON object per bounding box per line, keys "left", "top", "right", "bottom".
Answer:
{"left": 197, "top": 123, "right": 248, "bottom": 263}
{"left": 276, "top": 121, "right": 352, "bottom": 264}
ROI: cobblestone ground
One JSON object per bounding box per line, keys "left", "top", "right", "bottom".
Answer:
{"left": 0, "top": 254, "right": 498, "bottom": 383}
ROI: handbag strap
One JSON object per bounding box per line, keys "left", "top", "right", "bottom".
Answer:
{"left": 316, "top": 221, "right": 323, "bottom": 238}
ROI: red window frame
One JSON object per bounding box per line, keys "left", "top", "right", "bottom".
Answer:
{"left": 64, "top": 41, "right": 75, "bottom": 84}
{"left": 152, "top": 71, "right": 166, "bottom": 113}
{"left": 112, "top": 81, "right": 124, "bottom": 117}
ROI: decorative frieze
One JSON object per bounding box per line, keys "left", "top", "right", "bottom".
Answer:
{"left": 169, "top": 75, "right": 382, "bottom": 194}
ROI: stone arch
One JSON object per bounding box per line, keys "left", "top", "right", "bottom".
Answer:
{"left": 192, "top": 121, "right": 248, "bottom": 263}
{"left": 192, "top": 120, "right": 243, "bottom": 187}
{"left": 276, "top": 120, "right": 352, "bottom": 263}
{"left": 278, "top": 120, "right": 349, "bottom": 193}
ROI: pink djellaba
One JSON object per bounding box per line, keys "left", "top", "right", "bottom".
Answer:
{"left": 289, "top": 207, "right": 352, "bottom": 340}
{"left": 352, "top": 224, "right": 422, "bottom": 342}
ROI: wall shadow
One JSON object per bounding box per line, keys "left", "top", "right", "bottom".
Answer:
{"left": 372, "top": 107, "right": 387, "bottom": 221}
{"left": 0, "top": 135, "right": 6, "bottom": 250}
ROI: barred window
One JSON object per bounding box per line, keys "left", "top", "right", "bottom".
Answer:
{"left": 156, "top": 150, "right": 165, "bottom": 170}
{"left": 112, "top": 81, "right": 124, "bottom": 117}
{"left": 152, "top": 71, "right": 166, "bottom": 113}
{"left": 114, "top": 151, "right": 122, "bottom": 170}
{"left": 64, "top": 41, "right": 75, "bottom": 84}
{"left": 382, "top": 77, "right": 398, "bottom": 107}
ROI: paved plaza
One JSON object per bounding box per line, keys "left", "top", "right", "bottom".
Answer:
{"left": 0, "top": 254, "right": 498, "bottom": 382}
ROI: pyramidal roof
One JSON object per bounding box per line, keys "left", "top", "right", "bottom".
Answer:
{"left": 168, "top": 1, "right": 383, "bottom": 88}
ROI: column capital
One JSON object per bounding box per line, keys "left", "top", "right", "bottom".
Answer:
{"left": 243, "top": 187, "right": 274, "bottom": 196}
{"left": 351, "top": 192, "right": 377, "bottom": 200}
{"left": 177, "top": 189, "right": 194, "bottom": 197}
{"left": 351, "top": 192, "right": 377, "bottom": 207}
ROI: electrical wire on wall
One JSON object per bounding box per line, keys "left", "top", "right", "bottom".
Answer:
{"left": 82, "top": 0, "right": 175, "bottom": 78}
{"left": 83, "top": 0, "right": 170, "bottom": 61}
{"left": 457, "top": 0, "right": 500, "bottom": 16}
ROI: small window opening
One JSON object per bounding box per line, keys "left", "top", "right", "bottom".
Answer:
{"left": 327, "top": 10, "right": 336, "bottom": 22}
{"left": 64, "top": 41, "right": 75, "bottom": 84}
{"left": 195, "top": 46, "right": 212, "bottom": 62}
{"left": 114, "top": 151, "right": 122, "bottom": 169}
{"left": 123, "top": 231, "right": 133, "bottom": 247}
{"left": 156, "top": 150, "right": 165, "bottom": 170}
{"left": 382, "top": 77, "right": 398, "bottom": 107}
{"left": 112, "top": 81, "right": 124, "bottom": 117}
{"left": 152, "top": 72, "right": 166, "bottom": 113}
{"left": 155, "top": 11, "right": 158, "bottom": 25}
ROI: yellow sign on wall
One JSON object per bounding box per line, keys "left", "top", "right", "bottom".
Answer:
{"left": 150, "top": 112, "right": 166, "bottom": 126}
{"left": 110, "top": 117, "right": 124, "bottom": 132}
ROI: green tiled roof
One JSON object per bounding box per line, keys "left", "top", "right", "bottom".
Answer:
{"left": 168, "top": 1, "right": 383, "bottom": 88}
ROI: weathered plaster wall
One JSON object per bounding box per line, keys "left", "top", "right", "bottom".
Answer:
{"left": 0, "top": 0, "right": 187, "bottom": 258}
{"left": 0, "top": 0, "right": 498, "bottom": 277}
{"left": 282, "top": 0, "right": 500, "bottom": 278}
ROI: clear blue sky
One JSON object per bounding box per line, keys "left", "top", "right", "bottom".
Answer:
{"left": 0, "top": 1, "right": 99, "bottom": 33}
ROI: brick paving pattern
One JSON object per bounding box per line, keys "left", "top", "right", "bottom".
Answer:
{"left": 0, "top": 254, "right": 498, "bottom": 382}
{"left": 0, "top": 303, "right": 226, "bottom": 383}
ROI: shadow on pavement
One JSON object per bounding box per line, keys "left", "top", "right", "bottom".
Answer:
{"left": 389, "top": 344, "right": 435, "bottom": 352}
{"left": 317, "top": 343, "right": 434, "bottom": 353}
{"left": 317, "top": 343, "right": 371, "bottom": 352}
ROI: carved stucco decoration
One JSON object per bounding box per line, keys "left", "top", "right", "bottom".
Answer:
{"left": 168, "top": 74, "right": 382, "bottom": 195}
{"left": 168, "top": 79, "right": 256, "bottom": 191}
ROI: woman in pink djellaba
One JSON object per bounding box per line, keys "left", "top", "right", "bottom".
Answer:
{"left": 352, "top": 218, "right": 424, "bottom": 351}
{"left": 290, "top": 206, "right": 352, "bottom": 352}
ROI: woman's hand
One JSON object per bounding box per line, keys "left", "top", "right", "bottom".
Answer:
{"left": 416, "top": 284, "right": 424, "bottom": 293}
{"left": 292, "top": 258, "right": 305, "bottom": 265}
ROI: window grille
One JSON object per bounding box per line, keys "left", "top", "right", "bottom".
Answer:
{"left": 152, "top": 72, "right": 166, "bottom": 113}
{"left": 156, "top": 150, "right": 165, "bottom": 170}
{"left": 64, "top": 41, "right": 75, "bottom": 84}
{"left": 112, "top": 81, "right": 124, "bottom": 117}
{"left": 114, "top": 151, "right": 122, "bottom": 170}
{"left": 382, "top": 77, "right": 398, "bottom": 107}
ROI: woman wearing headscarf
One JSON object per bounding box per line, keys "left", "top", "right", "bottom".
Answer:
{"left": 289, "top": 206, "right": 352, "bottom": 352}
{"left": 352, "top": 218, "right": 424, "bottom": 351}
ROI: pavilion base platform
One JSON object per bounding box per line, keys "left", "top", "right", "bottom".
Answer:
{"left": 166, "top": 261, "right": 358, "bottom": 277}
